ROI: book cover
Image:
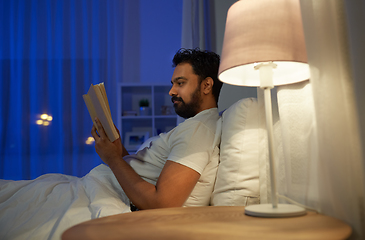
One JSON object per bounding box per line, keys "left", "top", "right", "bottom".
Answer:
{"left": 83, "top": 83, "right": 119, "bottom": 142}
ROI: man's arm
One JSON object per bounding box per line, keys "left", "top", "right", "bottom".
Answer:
{"left": 91, "top": 118, "right": 200, "bottom": 209}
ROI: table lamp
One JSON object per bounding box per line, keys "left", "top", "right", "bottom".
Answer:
{"left": 218, "top": 0, "right": 310, "bottom": 217}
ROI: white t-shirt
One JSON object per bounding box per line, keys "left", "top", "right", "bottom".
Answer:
{"left": 124, "top": 108, "right": 221, "bottom": 206}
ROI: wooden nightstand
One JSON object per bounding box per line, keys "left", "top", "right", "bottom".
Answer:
{"left": 62, "top": 206, "right": 352, "bottom": 240}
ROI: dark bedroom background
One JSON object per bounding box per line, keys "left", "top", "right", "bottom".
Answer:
{"left": 0, "top": 0, "right": 183, "bottom": 180}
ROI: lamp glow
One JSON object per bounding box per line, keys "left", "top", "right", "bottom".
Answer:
{"left": 219, "top": 0, "right": 308, "bottom": 218}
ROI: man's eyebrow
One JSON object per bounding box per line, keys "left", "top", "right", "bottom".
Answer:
{"left": 171, "top": 76, "right": 187, "bottom": 84}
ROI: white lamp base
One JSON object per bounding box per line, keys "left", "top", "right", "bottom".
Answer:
{"left": 245, "top": 204, "right": 306, "bottom": 218}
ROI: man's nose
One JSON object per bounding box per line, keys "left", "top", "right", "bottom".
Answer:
{"left": 169, "top": 85, "right": 176, "bottom": 96}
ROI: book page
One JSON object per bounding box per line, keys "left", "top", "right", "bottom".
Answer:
{"left": 97, "top": 83, "right": 112, "bottom": 117}
{"left": 84, "top": 83, "right": 119, "bottom": 142}
{"left": 83, "top": 94, "right": 100, "bottom": 132}
{"left": 93, "top": 84, "right": 111, "bottom": 119}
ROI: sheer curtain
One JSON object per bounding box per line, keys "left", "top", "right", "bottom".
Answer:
{"left": 0, "top": 0, "right": 125, "bottom": 180}
{"left": 299, "top": 1, "right": 365, "bottom": 238}
{"left": 181, "top": 0, "right": 216, "bottom": 52}
{"left": 261, "top": 1, "right": 365, "bottom": 239}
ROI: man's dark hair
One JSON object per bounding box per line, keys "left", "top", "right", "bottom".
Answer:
{"left": 172, "top": 48, "right": 223, "bottom": 104}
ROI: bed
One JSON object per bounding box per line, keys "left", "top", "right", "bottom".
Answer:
{"left": 0, "top": 97, "right": 262, "bottom": 240}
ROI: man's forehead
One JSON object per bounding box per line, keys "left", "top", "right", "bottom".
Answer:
{"left": 171, "top": 63, "right": 195, "bottom": 81}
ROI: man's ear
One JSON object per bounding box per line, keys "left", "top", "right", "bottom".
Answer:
{"left": 202, "top": 77, "right": 214, "bottom": 95}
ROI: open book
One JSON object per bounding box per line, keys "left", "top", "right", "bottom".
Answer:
{"left": 83, "top": 83, "right": 119, "bottom": 142}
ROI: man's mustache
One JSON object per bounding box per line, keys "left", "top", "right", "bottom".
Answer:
{"left": 171, "top": 96, "right": 183, "bottom": 103}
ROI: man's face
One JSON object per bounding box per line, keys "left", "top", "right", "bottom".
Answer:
{"left": 169, "top": 63, "right": 202, "bottom": 119}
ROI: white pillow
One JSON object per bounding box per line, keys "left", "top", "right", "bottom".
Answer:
{"left": 211, "top": 98, "right": 261, "bottom": 206}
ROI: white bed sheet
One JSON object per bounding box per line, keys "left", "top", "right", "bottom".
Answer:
{"left": 0, "top": 164, "right": 131, "bottom": 240}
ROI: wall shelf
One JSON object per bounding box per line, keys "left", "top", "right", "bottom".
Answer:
{"left": 117, "top": 83, "right": 178, "bottom": 152}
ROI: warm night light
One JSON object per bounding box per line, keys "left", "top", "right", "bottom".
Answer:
{"left": 85, "top": 137, "right": 95, "bottom": 145}
{"left": 37, "top": 113, "right": 53, "bottom": 126}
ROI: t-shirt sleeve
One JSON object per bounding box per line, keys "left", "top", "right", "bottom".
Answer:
{"left": 167, "top": 120, "right": 215, "bottom": 174}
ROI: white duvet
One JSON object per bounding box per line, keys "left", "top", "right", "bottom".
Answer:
{"left": 0, "top": 164, "right": 131, "bottom": 240}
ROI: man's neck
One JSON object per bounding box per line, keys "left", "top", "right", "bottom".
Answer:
{"left": 198, "top": 98, "right": 217, "bottom": 113}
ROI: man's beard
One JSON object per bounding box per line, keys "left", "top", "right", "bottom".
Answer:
{"left": 171, "top": 86, "right": 202, "bottom": 119}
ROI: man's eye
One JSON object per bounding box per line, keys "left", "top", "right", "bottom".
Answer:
{"left": 178, "top": 82, "right": 184, "bottom": 86}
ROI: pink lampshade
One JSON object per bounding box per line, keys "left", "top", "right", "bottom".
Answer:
{"left": 218, "top": 0, "right": 310, "bottom": 87}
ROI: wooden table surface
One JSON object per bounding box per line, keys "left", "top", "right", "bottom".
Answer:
{"left": 62, "top": 206, "right": 352, "bottom": 240}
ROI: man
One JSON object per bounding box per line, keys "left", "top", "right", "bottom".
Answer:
{"left": 91, "top": 48, "right": 223, "bottom": 210}
{"left": 0, "top": 49, "right": 223, "bottom": 240}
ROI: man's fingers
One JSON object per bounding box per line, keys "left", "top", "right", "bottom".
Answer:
{"left": 91, "top": 125, "right": 99, "bottom": 139}
{"left": 94, "top": 118, "right": 108, "bottom": 139}
{"left": 114, "top": 124, "right": 121, "bottom": 136}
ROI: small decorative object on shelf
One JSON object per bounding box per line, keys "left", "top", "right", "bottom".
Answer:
{"left": 139, "top": 99, "right": 150, "bottom": 116}
{"left": 161, "top": 105, "right": 174, "bottom": 115}
{"left": 124, "top": 131, "right": 150, "bottom": 151}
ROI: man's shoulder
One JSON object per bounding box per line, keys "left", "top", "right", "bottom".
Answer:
{"left": 189, "top": 108, "right": 219, "bottom": 122}
{"left": 163, "top": 108, "right": 219, "bottom": 138}
{"left": 177, "top": 108, "right": 219, "bottom": 131}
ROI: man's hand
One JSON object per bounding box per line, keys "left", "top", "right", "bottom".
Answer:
{"left": 91, "top": 118, "right": 128, "bottom": 166}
